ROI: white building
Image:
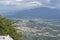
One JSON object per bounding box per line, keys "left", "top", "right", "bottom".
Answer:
{"left": 0, "top": 35, "right": 13, "bottom": 40}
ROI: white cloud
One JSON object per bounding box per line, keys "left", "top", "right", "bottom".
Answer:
{"left": 25, "top": 1, "right": 42, "bottom": 7}
{"left": 0, "top": 1, "right": 11, "bottom": 5}
{"left": 0, "top": 0, "right": 60, "bottom": 10}
{"left": 16, "top": 0, "right": 23, "bottom": 1}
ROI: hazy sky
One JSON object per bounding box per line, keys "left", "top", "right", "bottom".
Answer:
{"left": 0, "top": 0, "right": 60, "bottom": 11}
{"left": 0, "top": 0, "right": 60, "bottom": 19}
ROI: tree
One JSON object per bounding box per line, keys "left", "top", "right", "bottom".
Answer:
{"left": 0, "top": 16, "right": 22, "bottom": 40}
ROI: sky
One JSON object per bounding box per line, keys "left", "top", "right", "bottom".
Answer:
{"left": 0, "top": 0, "right": 60, "bottom": 15}
{"left": 0, "top": 0, "right": 60, "bottom": 11}
{"left": 0, "top": 0, "right": 60, "bottom": 19}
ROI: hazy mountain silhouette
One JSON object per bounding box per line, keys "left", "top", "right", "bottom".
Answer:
{"left": 3, "top": 7, "right": 60, "bottom": 19}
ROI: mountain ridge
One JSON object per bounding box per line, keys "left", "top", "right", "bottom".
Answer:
{"left": 1, "top": 7, "right": 60, "bottom": 20}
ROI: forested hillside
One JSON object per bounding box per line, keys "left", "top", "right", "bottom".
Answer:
{"left": 0, "top": 16, "right": 22, "bottom": 40}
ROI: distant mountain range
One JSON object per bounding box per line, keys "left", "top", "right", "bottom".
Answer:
{"left": 1, "top": 7, "right": 60, "bottom": 20}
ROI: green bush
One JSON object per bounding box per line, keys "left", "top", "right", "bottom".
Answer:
{"left": 0, "top": 16, "right": 22, "bottom": 40}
